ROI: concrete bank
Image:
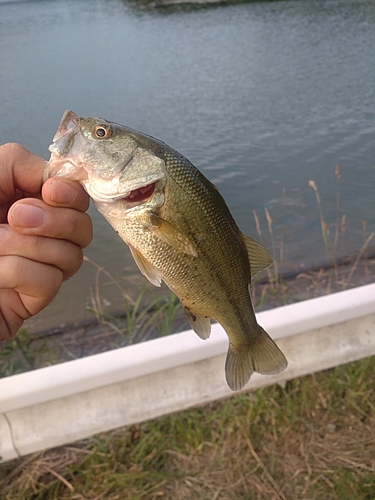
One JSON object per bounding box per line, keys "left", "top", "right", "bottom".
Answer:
{"left": 1, "top": 283, "right": 374, "bottom": 463}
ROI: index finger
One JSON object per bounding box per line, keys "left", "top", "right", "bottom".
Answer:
{"left": 0, "top": 143, "right": 45, "bottom": 202}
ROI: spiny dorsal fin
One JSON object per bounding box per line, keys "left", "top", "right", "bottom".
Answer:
{"left": 149, "top": 214, "right": 197, "bottom": 257}
{"left": 242, "top": 235, "right": 273, "bottom": 280}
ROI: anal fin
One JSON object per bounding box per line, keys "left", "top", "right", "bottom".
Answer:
{"left": 184, "top": 307, "right": 211, "bottom": 340}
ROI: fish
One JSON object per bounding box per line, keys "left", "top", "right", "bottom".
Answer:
{"left": 44, "top": 110, "right": 287, "bottom": 391}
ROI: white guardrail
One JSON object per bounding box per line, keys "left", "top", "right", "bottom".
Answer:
{"left": 0, "top": 283, "right": 374, "bottom": 463}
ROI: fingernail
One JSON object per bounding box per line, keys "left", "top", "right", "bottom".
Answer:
{"left": 0, "top": 226, "right": 8, "bottom": 242}
{"left": 49, "top": 178, "right": 76, "bottom": 204}
{"left": 10, "top": 204, "right": 47, "bottom": 228}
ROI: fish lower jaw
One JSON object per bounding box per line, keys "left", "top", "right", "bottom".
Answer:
{"left": 84, "top": 183, "right": 123, "bottom": 203}
{"left": 86, "top": 182, "right": 156, "bottom": 205}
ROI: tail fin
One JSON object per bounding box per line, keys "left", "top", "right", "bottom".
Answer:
{"left": 225, "top": 326, "right": 287, "bottom": 391}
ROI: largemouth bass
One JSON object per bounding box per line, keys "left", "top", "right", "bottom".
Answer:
{"left": 45, "top": 110, "right": 287, "bottom": 390}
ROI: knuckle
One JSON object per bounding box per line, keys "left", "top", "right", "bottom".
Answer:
{"left": 63, "top": 246, "right": 84, "bottom": 280}
{"left": 0, "top": 143, "right": 30, "bottom": 166}
{"left": 69, "top": 213, "right": 93, "bottom": 248}
{"left": 45, "top": 209, "right": 92, "bottom": 248}
{"left": 0, "top": 142, "right": 25, "bottom": 155}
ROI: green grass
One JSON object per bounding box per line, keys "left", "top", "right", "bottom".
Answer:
{"left": 0, "top": 288, "right": 186, "bottom": 379}
{"left": 1, "top": 165, "right": 373, "bottom": 378}
{"left": 1, "top": 166, "right": 374, "bottom": 497}
{"left": 1, "top": 356, "right": 374, "bottom": 499}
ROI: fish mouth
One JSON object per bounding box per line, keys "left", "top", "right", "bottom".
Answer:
{"left": 123, "top": 182, "right": 156, "bottom": 203}
{"left": 52, "top": 110, "right": 80, "bottom": 144}
{"left": 45, "top": 110, "right": 89, "bottom": 182}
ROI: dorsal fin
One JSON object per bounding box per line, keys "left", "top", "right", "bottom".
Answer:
{"left": 242, "top": 235, "right": 273, "bottom": 280}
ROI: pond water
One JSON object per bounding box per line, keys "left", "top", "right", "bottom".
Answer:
{"left": 0, "top": 0, "right": 374, "bottom": 332}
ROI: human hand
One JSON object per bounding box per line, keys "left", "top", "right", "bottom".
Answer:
{"left": 0, "top": 143, "right": 92, "bottom": 341}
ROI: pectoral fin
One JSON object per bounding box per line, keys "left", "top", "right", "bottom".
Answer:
{"left": 242, "top": 235, "right": 273, "bottom": 280}
{"left": 129, "top": 245, "right": 162, "bottom": 287}
{"left": 184, "top": 306, "right": 211, "bottom": 340}
{"left": 149, "top": 214, "right": 197, "bottom": 257}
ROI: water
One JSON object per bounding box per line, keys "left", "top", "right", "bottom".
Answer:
{"left": 0, "top": 0, "right": 374, "bottom": 332}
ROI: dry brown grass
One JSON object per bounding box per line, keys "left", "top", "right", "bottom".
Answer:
{"left": 163, "top": 413, "right": 375, "bottom": 500}
{"left": 1, "top": 356, "right": 375, "bottom": 500}
{"left": 251, "top": 255, "right": 375, "bottom": 312}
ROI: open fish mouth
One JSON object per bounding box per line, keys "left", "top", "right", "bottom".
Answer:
{"left": 85, "top": 178, "right": 158, "bottom": 205}
{"left": 48, "top": 110, "right": 84, "bottom": 160}
{"left": 123, "top": 182, "right": 156, "bottom": 203}
{"left": 52, "top": 110, "right": 80, "bottom": 145}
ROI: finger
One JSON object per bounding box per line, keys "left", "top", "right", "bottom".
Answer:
{"left": 42, "top": 177, "right": 90, "bottom": 212}
{"left": 0, "top": 288, "right": 27, "bottom": 341}
{"left": 8, "top": 199, "right": 93, "bottom": 249}
{"left": 0, "top": 225, "right": 84, "bottom": 280}
{"left": 0, "top": 143, "right": 45, "bottom": 201}
{"left": 0, "top": 256, "right": 63, "bottom": 341}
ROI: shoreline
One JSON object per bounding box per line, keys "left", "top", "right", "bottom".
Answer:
{"left": 35, "top": 250, "right": 375, "bottom": 337}
{"left": 1, "top": 254, "right": 374, "bottom": 377}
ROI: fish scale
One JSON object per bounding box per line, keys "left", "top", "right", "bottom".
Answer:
{"left": 45, "top": 110, "right": 287, "bottom": 390}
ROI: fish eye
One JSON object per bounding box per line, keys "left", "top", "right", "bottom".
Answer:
{"left": 93, "top": 124, "right": 112, "bottom": 139}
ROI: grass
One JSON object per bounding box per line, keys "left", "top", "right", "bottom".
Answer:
{"left": 1, "top": 356, "right": 374, "bottom": 499}
{"left": 1, "top": 166, "right": 375, "bottom": 498}
{"left": 251, "top": 165, "right": 374, "bottom": 308}
{"left": 0, "top": 273, "right": 187, "bottom": 379}
{"left": 84, "top": 256, "right": 187, "bottom": 343}
{"left": 1, "top": 165, "right": 373, "bottom": 377}
{"left": 0, "top": 329, "right": 57, "bottom": 378}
